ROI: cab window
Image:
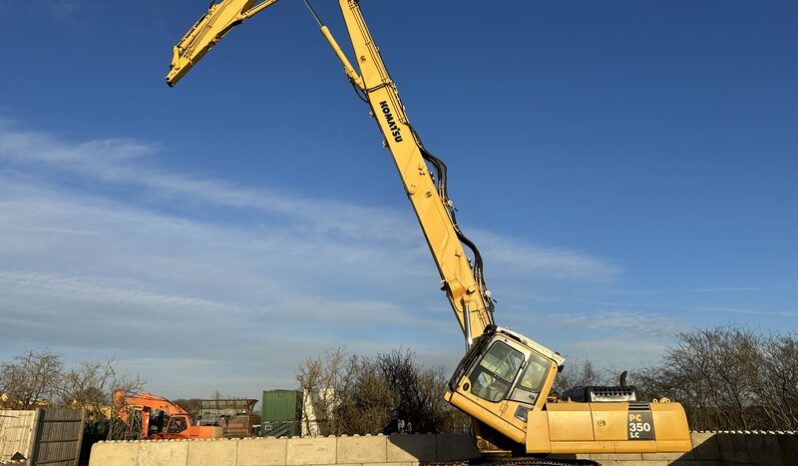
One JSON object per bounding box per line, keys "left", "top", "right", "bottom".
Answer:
{"left": 468, "top": 341, "right": 524, "bottom": 402}
{"left": 167, "top": 417, "right": 188, "bottom": 434}
{"left": 509, "top": 351, "right": 552, "bottom": 405}
{"left": 518, "top": 351, "right": 550, "bottom": 392}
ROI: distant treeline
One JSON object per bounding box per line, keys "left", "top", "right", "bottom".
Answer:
{"left": 633, "top": 327, "right": 798, "bottom": 431}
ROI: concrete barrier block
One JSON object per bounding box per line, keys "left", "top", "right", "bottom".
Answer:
{"left": 238, "top": 438, "right": 287, "bottom": 466}
{"left": 337, "top": 435, "right": 387, "bottom": 463}
{"left": 744, "top": 434, "right": 782, "bottom": 466}
{"left": 548, "top": 454, "right": 593, "bottom": 460}
{"left": 315, "top": 464, "right": 357, "bottom": 466}
{"left": 286, "top": 437, "right": 336, "bottom": 465}
{"left": 588, "top": 453, "right": 643, "bottom": 461}
{"left": 387, "top": 434, "right": 436, "bottom": 462}
{"left": 434, "top": 434, "right": 479, "bottom": 461}
{"left": 777, "top": 434, "right": 798, "bottom": 466}
{"left": 716, "top": 433, "right": 750, "bottom": 464}
{"left": 641, "top": 452, "right": 689, "bottom": 461}
{"left": 583, "top": 461, "right": 669, "bottom": 466}
{"left": 690, "top": 432, "right": 720, "bottom": 460}
{"left": 601, "top": 460, "right": 671, "bottom": 466}
{"left": 669, "top": 461, "right": 722, "bottom": 466}
{"left": 138, "top": 440, "right": 189, "bottom": 466}
{"left": 187, "top": 439, "right": 238, "bottom": 466}
{"left": 363, "top": 462, "right": 417, "bottom": 466}
{"left": 89, "top": 442, "right": 138, "bottom": 466}
{"left": 751, "top": 438, "right": 780, "bottom": 463}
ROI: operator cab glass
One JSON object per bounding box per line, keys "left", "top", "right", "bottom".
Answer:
{"left": 509, "top": 350, "right": 550, "bottom": 404}
{"left": 468, "top": 341, "right": 524, "bottom": 401}
{"left": 167, "top": 416, "right": 188, "bottom": 434}
{"left": 459, "top": 330, "right": 557, "bottom": 407}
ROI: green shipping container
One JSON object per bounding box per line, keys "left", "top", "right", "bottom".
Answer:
{"left": 261, "top": 390, "right": 301, "bottom": 437}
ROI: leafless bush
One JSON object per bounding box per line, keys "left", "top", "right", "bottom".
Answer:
{"left": 0, "top": 350, "right": 144, "bottom": 439}
{"left": 297, "top": 347, "right": 468, "bottom": 435}
{"left": 633, "top": 326, "right": 798, "bottom": 431}
{"left": 335, "top": 355, "right": 396, "bottom": 434}
{"left": 297, "top": 347, "right": 345, "bottom": 435}
{"left": 378, "top": 349, "right": 469, "bottom": 433}
{"left": 553, "top": 359, "right": 604, "bottom": 396}
{"left": 59, "top": 356, "right": 144, "bottom": 439}
{"left": 60, "top": 357, "right": 144, "bottom": 411}
{"left": 0, "top": 350, "right": 63, "bottom": 409}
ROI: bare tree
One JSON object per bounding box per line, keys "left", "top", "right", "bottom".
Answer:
{"left": 0, "top": 350, "right": 63, "bottom": 409}
{"left": 297, "top": 347, "right": 345, "bottom": 435}
{"left": 58, "top": 355, "right": 144, "bottom": 439}
{"left": 335, "top": 355, "right": 396, "bottom": 435}
{"left": 377, "top": 348, "right": 469, "bottom": 433}
{"left": 758, "top": 334, "right": 798, "bottom": 428}
{"left": 553, "top": 359, "right": 603, "bottom": 396}
{"left": 60, "top": 356, "right": 143, "bottom": 409}
{"left": 633, "top": 326, "right": 798, "bottom": 431}
{"left": 297, "top": 347, "right": 469, "bottom": 435}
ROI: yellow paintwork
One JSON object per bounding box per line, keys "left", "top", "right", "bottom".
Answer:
{"left": 165, "top": 0, "right": 691, "bottom": 455}
{"left": 445, "top": 334, "right": 560, "bottom": 445}
{"left": 336, "top": 0, "right": 494, "bottom": 337}
{"left": 166, "top": 0, "right": 278, "bottom": 87}
{"left": 526, "top": 401, "right": 691, "bottom": 454}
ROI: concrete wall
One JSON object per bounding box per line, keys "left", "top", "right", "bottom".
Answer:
{"left": 90, "top": 434, "right": 477, "bottom": 466}
{"left": 0, "top": 410, "right": 38, "bottom": 462}
{"left": 89, "top": 432, "right": 798, "bottom": 466}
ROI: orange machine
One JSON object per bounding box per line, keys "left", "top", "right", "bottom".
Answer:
{"left": 114, "top": 390, "right": 223, "bottom": 440}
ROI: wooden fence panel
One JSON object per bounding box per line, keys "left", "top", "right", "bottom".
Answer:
{"left": 30, "top": 408, "right": 85, "bottom": 466}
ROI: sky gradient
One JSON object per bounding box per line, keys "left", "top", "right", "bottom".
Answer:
{"left": 1, "top": 0, "right": 796, "bottom": 398}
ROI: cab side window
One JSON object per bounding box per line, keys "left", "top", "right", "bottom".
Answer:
{"left": 167, "top": 416, "right": 188, "bottom": 434}
{"left": 468, "top": 341, "right": 524, "bottom": 402}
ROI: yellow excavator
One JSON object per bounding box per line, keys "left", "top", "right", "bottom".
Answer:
{"left": 165, "top": 0, "right": 692, "bottom": 458}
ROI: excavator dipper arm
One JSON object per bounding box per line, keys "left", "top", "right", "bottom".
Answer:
{"left": 166, "top": 0, "right": 279, "bottom": 87}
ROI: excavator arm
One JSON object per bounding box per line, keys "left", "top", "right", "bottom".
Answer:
{"left": 166, "top": 0, "right": 278, "bottom": 87}
{"left": 114, "top": 390, "right": 189, "bottom": 424}
{"left": 167, "top": 0, "right": 495, "bottom": 342}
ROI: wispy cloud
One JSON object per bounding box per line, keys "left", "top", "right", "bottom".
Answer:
{"left": 690, "top": 305, "right": 798, "bottom": 318}
{"left": 471, "top": 230, "right": 617, "bottom": 282}
{"left": 554, "top": 309, "right": 684, "bottom": 339}
{"left": 565, "top": 338, "right": 669, "bottom": 369}
{"left": 502, "top": 307, "right": 684, "bottom": 362}
{"left": 0, "top": 120, "right": 618, "bottom": 397}
{"left": 600, "top": 287, "right": 761, "bottom": 296}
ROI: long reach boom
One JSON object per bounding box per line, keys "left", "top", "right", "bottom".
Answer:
{"left": 167, "top": 0, "right": 495, "bottom": 343}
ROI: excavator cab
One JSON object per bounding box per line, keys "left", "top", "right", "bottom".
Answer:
{"left": 445, "top": 326, "right": 692, "bottom": 455}
{"left": 445, "top": 326, "right": 561, "bottom": 451}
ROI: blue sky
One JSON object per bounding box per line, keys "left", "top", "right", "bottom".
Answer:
{"left": 0, "top": 0, "right": 796, "bottom": 398}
